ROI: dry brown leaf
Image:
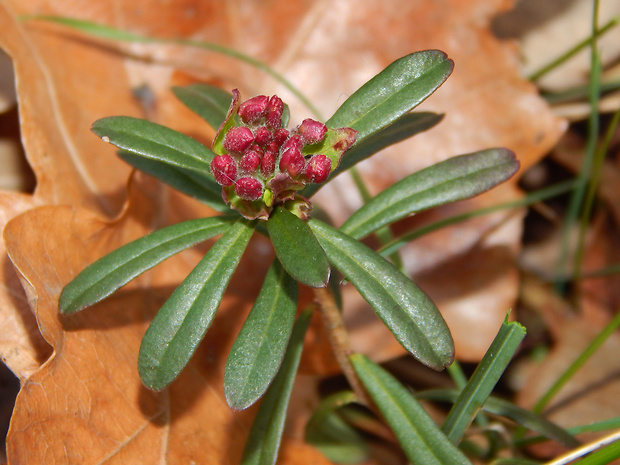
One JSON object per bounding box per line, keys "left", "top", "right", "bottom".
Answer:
{"left": 0, "top": 0, "right": 567, "bottom": 462}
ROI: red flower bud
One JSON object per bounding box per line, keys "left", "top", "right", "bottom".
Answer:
{"left": 305, "top": 154, "right": 332, "bottom": 183}
{"left": 273, "top": 128, "right": 290, "bottom": 147}
{"left": 260, "top": 145, "right": 278, "bottom": 178}
{"left": 239, "top": 149, "right": 262, "bottom": 174}
{"left": 235, "top": 176, "right": 263, "bottom": 200}
{"left": 279, "top": 145, "right": 305, "bottom": 178}
{"left": 210, "top": 155, "right": 237, "bottom": 186}
{"left": 281, "top": 134, "right": 303, "bottom": 152}
{"left": 254, "top": 126, "right": 272, "bottom": 146}
{"left": 265, "top": 95, "right": 284, "bottom": 129}
{"left": 298, "top": 119, "right": 327, "bottom": 145}
{"left": 223, "top": 126, "right": 254, "bottom": 153}
{"left": 239, "top": 95, "right": 269, "bottom": 124}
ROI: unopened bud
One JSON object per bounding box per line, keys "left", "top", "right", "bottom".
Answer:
{"left": 273, "top": 128, "right": 290, "bottom": 147}
{"left": 239, "top": 149, "right": 262, "bottom": 174}
{"left": 305, "top": 154, "right": 332, "bottom": 183}
{"left": 210, "top": 155, "right": 237, "bottom": 186}
{"left": 254, "top": 126, "right": 272, "bottom": 146}
{"left": 298, "top": 119, "right": 327, "bottom": 145}
{"left": 279, "top": 145, "right": 305, "bottom": 178}
{"left": 223, "top": 126, "right": 254, "bottom": 153}
{"left": 235, "top": 177, "right": 263, "bottom": 200}
{"left": 265, "top": 95, "right": 284, "bottom": 129}
{"left": 260, "top": 145, "right": 278, "bottom": 178}
{"left": 239, "top": 95, "right": 269, "bottom": 124}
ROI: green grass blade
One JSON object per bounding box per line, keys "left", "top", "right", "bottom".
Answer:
{"left": 326, "top": 50, "right": 453, "bottom": 145}
{"left": 224, "top": 260, "right": 298, "bottom": 410}
{"left": 92, "top": 116, "right": 215, "bottom": 175}
{"left": 350, "top": 354, "right": 472, "bottom": 465}
{"left": 267, "top": 207, "right": 330, "bottom": 288}
{"left": 340, "top": 148, "right": 519, "bottom": 240}
{"left": 568, "top": 431, "right": 620, "bottom": 465}
{"left": 301, "top": 112, "right": 443, "bottom": 198}
{"left": 21, "top": 15, "right": 322, "bottom": 118}
{"left": 308, "top": 218, "right": 453, "bottom": 370}
{"left": 240, "top": 309, "right": 312, "bottom": 465}
{"left": 118, "top": 151, "right": 226, "bottom": 211}
{"left": 419, "top": 389, "right": 579, "bottom": 449}
{"left": 59, "top": 217, "right": 234, "bottom": 314}
{"left": 441, "top": 318, "right": 526, "bottom": 443}
{"left": 305, "top": 392, "right": 369, "bottom": 464}
{"left": 171, "top": 84, "right": 232, "bottom": 130}
{"left": 138, "top": 219, "right": 254, "bottom": 391}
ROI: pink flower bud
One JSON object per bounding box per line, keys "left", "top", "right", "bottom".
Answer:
{"left": 210, "top": 155, "right": 237, "bottom": 186}
{"left": 279, "top": 145, "right": 305, "bottom": 178}
{"left": 223, "top": 126, "right": 254, "bottom": 153}
{"left": 273, "top": 128, "right": 290, "bottom": 147}
{"left": 235, "top": 177, "right": 263, "bottom": 200}
{"left": 260, "top": 144, "right": 278, "bottom": 178}
{"left": 305, "top": 154, "right": 332, "bottom": 183}
{"left": 265, "top": 95, "right": 284, "bottom": 129}
{"left": 254, "top": 126, "right": 272, "bottom": 146}
{"left": 239, "top": 149, "right": 262, "bottom": 174}
{"left": 281, "top": 134, "right": 303, "bottom": 152}
{"left": 298, "top": 119, "right": 327, "bottom": 145}
{"left": 239, "top": 95, "right": 269, "bottom": 124}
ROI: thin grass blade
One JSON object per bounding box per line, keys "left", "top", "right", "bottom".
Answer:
{"left": 351, "top": 354, "right": 472, "bottom": 465}
{"left": 138, "top": 219, "right": 254, "bottom": 391}
{"left": 267, "top": 207, "right": 330, "bottom": 288}
{"left": 309, "top": 218, "right": 453, "bottom": 370}
{"left": 240, "top": 309, "right": 312, "bottom": 465}
{"left": 59, "top": 217, "right": 234, "bottom": 314}
{"left": 224, "top": 260, "right": 297, "bottom": 410}
{"left": 340, "top": 148, "right": 519, "bottom": 240}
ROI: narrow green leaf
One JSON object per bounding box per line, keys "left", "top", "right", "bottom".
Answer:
{"left": 267, "top": 207, "right": 330, "bottom": 288}
{"left": 441, "top": 318, "right": 526, "bottom": 443}
{"left": 305, "top": 391, "right": 370, "bottom": 464}
{"left": 92, "top": 116, "right": 215, "bottom": 176}
{"left": 326, "top": 50, "right": 453, "bottom": 144}
{"left": 118, "top": 151, "right": 226, "bottom": 211}
{"left": 241, "top": 309, "right": 312, "bottom": 465}
{"left": 575, "top": 432, "right": 620, "bottom": 465}
{"left": 308, "top": 218, "right": 453, "bottom": 370}
{"left": 418, "top": 390, "right": 580, "bottom": 449}
{"left": 138, "top": 220, "right": 254, "bottom": 391}
{"left": 351, "top": 354, "right": 472, "bottom": 465}
{"left": 340, "top": 148, "right": 520, "bottom": 240}
{"left": 172, "top": 84, "right": 232, "bottom": 131}
{"left": 224, "top": 260, "right": 298, "bottom": 410}
{"left": 301, "top": 112, "right": 443, "bottom": 198}
{"left": 59, "top": 217, "right": 234, "bottom": 314}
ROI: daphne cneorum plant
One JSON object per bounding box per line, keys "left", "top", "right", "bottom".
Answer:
{"left": 59, "top": 50, "right": 520, "bottom": 463}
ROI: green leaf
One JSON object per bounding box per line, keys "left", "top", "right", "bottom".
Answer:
{"left": 241, "top": 309, "right": 312, "bottom": 465}
{"left": 267, "top": 207, "right": 330, "bottom": 288}
{"left": 351, "top": 354, "right": 472, "bottom": 465}
{"left": 418, "top": 390, "right": 580, "bottom": 449}
{"left": 441, "top": 317, "right": 526, "bottom": 443}
{"left": 340, "top": 148, "right": 520, "bottom": 240}
{"left": 138, "top": 219, "right": 254, "bottom": 391}
{"left": 92, "top": 116, "right": 215, "bottom": 175}
{"left": 172, "top": 84, "right": 232, "bottom": 131}
{"left": 302, "top": 112, "right": 443, "bottom": 198}
{"left": 224, "top": 260, "right": 298, "bottom": 410}
{"left": 326, "top": 50, "right": 453, "bottom": 144}
{"left": 305, "top": 391, "right": 370, "bottom": 464}
{"left": 59, "top": 217, "right": 234, "bottom": 314}
{"left": 308, "top": 218, "right": 453, "bottom": 370}
{"left": 118, "top": 151, "right": 226, "bottom": 211}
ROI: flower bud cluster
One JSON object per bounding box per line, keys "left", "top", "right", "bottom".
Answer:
{"left": 209, "top": 89, "right": 357, "bottom": 220}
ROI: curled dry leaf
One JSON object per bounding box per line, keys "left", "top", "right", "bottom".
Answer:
{"left": 0, "top": 0, "right": 566, "bottom": 462}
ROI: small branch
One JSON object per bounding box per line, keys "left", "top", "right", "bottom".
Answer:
{"left": 313, "top": 286, "right": 373, "bottom": 408}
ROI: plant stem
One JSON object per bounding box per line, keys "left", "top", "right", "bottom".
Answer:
{"left": 313, "top": 286, "right": 373, "bottom": 408}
